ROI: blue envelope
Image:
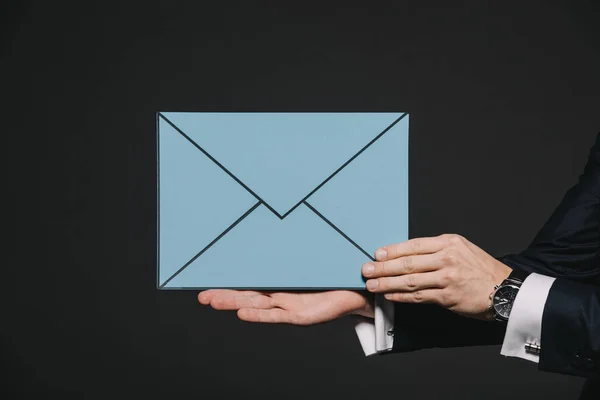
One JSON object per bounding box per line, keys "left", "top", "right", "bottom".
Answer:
{"left": 157, "top": 112, "right": 409, "bottom": 289}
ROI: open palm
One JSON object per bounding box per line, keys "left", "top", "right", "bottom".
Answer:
{"left": 198, "top": 289, "right": 371, "bottom": 325}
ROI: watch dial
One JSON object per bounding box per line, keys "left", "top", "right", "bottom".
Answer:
{"left": 493, "top": 285, "right": 518, "bottom": 319}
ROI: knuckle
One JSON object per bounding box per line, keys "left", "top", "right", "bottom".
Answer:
{"left": 379, "top": 261, "right": 389, "bottom": 275}
{"left": 406, "top": 274, "right": 417, "bottom": 289}
{"left": 448, "top": 234, "right": 464, "bottom": 245}
{"left": 441, "top": 290, "right": 457, "bottom": 307}
{"left": 410, "top": 239, "right": 421, "bottom": 254}
{"left": 402, "top": 256, "right": 414, "bottom": 273}
{"left": 439, "top": 233, "right": 454, "bottom": 244}
{"left": 444, "top": 267, "right": 458, "bottom": 282}
{"left": 442, "top": 250, "right": 458, "bottom": 265}
{"left": 440, "top": 233, "right": 463, "bottom": 247}
{"left": 377, "top": 278, "right": 387, "bottom": 291}
{"left": 413, "top": 290, "right": 424, "bottom": 302}
{"left": 439, "top": 291, "right": 451, "bottom": 306}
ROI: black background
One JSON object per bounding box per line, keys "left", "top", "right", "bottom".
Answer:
{"left": 3, "top": 0, "right": 600, "bottom": 399}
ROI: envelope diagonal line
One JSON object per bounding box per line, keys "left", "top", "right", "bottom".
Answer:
{"left": 159, "top": 201, "right": 262, "bottom": 288}
{"left": 159, "top": 112, "right": 406, "bottom": 220}
{"left": 158, "top": 113, "right": 284, "bottom": 218}
{"left": 303, "top": 201, "right": 375, "bottom": 262}
{"left": 280, "top": 112, "right": 408, "bottom": 219}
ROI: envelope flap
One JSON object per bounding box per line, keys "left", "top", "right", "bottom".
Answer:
{"left": 308, "top": 116, "right": 409, "bottom": 255}
{"left": 161, "top": 112, "right": 403, "bottom": 217}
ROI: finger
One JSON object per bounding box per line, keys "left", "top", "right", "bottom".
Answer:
{"left": 237, "top": 308, "right": 292, "bottom": 324}
{"left": 383, "top": 289, "right": 442, "bottom": 304}
{"left": 210, "top": 292, "right": 274, "bottom": 310}
{"left": 365, "top": 271, "right": 446, "bottom": 293}
{"left": 362, "top": 253, "right": 443, "bottom": 278}
{"left": 374, "top": 236, "right": 450, "bottom": 261}
{"left": 198, "top": 290, "right": 216, "bottom": 305}
{"left": 198, "top": 289, "right": 261, "bottom": 305}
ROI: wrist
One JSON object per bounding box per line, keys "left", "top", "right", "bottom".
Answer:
{"left": 493, "top": 261, "right": 513, "bottom": 287}
{"left": 489, "top": 267, "right": 528, "bottom": 323}
{"left": 479, "top": 264, "right": 512, "bottom": 321}
{"left": 351, "top": 292, "right": 375, "bottom": 319}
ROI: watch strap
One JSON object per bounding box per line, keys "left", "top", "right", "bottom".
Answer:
{"left": 507, "top": 268, "right": 529, "bottom": 284}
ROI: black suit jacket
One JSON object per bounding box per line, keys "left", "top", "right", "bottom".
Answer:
{"left": 387, "top": 133, "right": 600, "bottom": 395}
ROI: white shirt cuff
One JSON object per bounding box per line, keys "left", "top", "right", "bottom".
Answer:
{"left": 354, "top": 294, "right": 395, "bottom": 356}
{"left": 500, "top": 273, "right": 556, "bottom": 363}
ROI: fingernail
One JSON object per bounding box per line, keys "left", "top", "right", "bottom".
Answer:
{"left": 366, "top": 280, "right": 379, "bottom": 290}
{"left": 375, "top": 249, "right": 387, "bottom": 260}
{"left": 363, "top": 263, "right": 375, "bottom": 276}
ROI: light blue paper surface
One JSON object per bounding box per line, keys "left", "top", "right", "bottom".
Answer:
{"left": 157, "top": 112, "right": 409, "bottom": 289}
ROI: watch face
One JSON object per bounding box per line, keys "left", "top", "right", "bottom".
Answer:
{"left": 493, "top": 285, "right": 519, "bottom": 319}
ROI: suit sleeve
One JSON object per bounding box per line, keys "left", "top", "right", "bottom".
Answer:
{"left": 497, "top": 131, "right": 600, "bottom": 279}
{"left": 539, "top": 278, "right": 600, "bottom": 378}
{"left": 387, "top": 133, "right": 600, "bottom": 359}
{"left": 500, "top": 134, "right": 600, "bottom": 378}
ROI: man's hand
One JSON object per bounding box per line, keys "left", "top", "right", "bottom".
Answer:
{"left": 361, "top": 234, "right": 512, "bottom": 320}
{"left": 198, "top": 290, "right": 372, "bottom": 325}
